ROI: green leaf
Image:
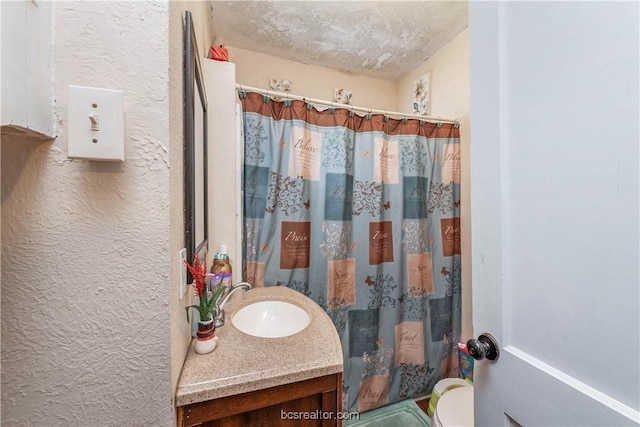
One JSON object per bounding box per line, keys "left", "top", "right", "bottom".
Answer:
{"left": 211, "top": 284, "right": 226, "bottom": 307}
{"left": 211, "top": 275, "right": 227, "bottom": 305}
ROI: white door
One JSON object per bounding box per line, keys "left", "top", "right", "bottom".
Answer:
{"left": 468, "top": 2, "right": 639, "bottom": 426}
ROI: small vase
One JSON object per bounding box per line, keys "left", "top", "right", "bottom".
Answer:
{"left": 195, "top": 318, "right": 218, "bottom": 354}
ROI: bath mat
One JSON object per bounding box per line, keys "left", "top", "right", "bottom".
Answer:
{"left": 344, "top": 399, "right": 431, "bottom": 427}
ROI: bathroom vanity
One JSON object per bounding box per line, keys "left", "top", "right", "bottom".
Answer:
{"left": 176, "top": 286, "right": 344, "bottom": 426}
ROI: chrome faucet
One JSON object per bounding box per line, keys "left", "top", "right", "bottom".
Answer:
{"left": 213, "top": 282, "right": 253, "bottom": 328}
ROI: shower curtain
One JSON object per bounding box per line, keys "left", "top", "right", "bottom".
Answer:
{"left": 240, "top": 91, "right": 461, "bottom": 413}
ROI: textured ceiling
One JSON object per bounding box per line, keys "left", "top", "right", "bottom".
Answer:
{"left": 209, "top": 1, "right": 468, "bottom": 81}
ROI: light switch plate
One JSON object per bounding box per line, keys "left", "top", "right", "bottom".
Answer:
{"left": 68, "top": 85, "right": 124, "bottom": 161}
{"left": 178, "top": 248, "right": 187, "bottom": 299}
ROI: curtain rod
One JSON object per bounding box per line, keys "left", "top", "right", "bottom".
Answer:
{"left": 235, "top": 84, "right": 459, "bottom": 125}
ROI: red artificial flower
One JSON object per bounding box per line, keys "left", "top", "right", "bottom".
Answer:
{"left": 185, "top": 255, "right": 207, "bottom": 298}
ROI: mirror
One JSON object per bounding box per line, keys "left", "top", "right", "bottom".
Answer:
{"left": 184, "top": 10, "right": 208, "bottom": 281}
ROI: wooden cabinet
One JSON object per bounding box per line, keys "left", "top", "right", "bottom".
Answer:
{"left": 176, "top": 288, "right": 344, "bottom": 427}
{"left": 177, "top": 373, "right": 342, "bottom": 427}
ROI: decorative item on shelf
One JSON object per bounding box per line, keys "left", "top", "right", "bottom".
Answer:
{"left": 333, "top": 88, "right": 353, "bottom": 105}
{"left": 209, "top": 35, "right": 229, "bottom": 62}
{"left": 412, "top": 72, "right": 431, "bottom": 115}
{"left": 185, "top": 255, "right": 226, "bottom": 354}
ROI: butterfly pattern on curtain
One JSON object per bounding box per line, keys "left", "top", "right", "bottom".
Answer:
{"left": 240, "top": 91, "right": 461, "bottom": 413}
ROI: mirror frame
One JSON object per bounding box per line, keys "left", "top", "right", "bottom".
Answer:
{"left": 184, "top": 10, "right": 208, "bottom": 281}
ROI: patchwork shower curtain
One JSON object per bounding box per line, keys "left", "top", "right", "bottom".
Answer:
{"left": 240, "top": 91, "right": 461, "bottom": 413}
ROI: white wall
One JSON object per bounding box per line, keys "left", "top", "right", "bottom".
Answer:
{"left": 229, "top": 46, "right": 397, "bottom": 111}
{"left": 0, "top": 2, "right": 209, "bottom": 425}
{"left": 397, "top": 29, "right": 472, "bottom": 341}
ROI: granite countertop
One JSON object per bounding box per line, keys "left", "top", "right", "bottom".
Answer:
{"left": 175, "top": 286, "right": 344, "bottom": 407}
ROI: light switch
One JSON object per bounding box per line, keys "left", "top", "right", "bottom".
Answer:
{"left": 68, "top": 85, "right": 124, "bottom": 161}
{"left": 89, "top": 114, "right": 99, "bottom": 131}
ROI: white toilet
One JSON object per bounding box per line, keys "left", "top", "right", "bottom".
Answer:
{"left": 431, "top": 380, "right": 474, "bottom": 427}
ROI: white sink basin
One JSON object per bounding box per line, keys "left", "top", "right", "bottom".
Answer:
{"left": 232, "top": 301, "right": 310, "bottom": 338}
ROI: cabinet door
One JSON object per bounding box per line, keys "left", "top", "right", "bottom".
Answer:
{"left": 205, "top": 394, "right": 323, "bottom": 427}
{"left": 178, "top": 374, "right": 342, "bottom": 427}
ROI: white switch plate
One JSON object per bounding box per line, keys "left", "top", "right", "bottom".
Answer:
{"left": 178, "top": 248, "right": 187, "bottom": 299}
{"left": 68, "top": 85, "right": 124, "bottom": 161}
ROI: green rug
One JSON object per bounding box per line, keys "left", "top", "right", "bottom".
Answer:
{"left": 344, "top": 399, "right": 432, "bottom": 427}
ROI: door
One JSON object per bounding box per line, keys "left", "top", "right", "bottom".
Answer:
{"left": 468, "top": 2, "right": 639, "bottom": 426}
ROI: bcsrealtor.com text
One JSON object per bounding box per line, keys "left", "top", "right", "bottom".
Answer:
{"left": 280, "top": 409, "right": 360, "bottom": 421}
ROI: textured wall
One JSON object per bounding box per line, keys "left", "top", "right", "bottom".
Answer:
{"left": 1, "top": 2, "right": 174, "bottom": 426}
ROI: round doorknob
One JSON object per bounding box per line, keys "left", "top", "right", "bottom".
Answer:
{"left": 466, "top": 333, "right": 500, "bottom": 361}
